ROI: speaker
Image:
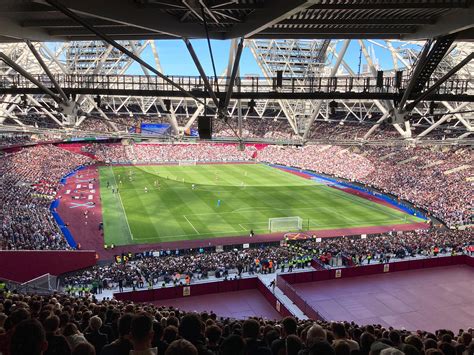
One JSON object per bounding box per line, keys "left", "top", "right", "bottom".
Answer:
{"left": 276, "top": 70, "right": 283, "bottom": 88}
{"left": 163, "top": 99, "right": 171, "bottom": 112}
{"left": 376, "top": 71, "right": 384, "bottom": 88}
{"left": 395, "top": 70, "right": 403, "bottom": 89}
{"left": 198, "top": 116, "right": 212, "bottom": 139}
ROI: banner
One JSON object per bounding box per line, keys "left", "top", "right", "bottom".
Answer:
{"left": 183, "top": 286, "right": 191, "bottom": 297}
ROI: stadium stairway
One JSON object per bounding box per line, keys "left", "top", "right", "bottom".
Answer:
{"left": 258, "top": 273, "right": 308, "bottom": 320}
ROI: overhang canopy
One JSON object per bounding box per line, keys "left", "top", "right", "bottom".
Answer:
{"left": 0, "top": 0, "right": 472, "bottom": 42}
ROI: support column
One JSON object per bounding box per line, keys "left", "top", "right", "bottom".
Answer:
{"left": 303, "top": 39, "right": 350, "bottom": 140}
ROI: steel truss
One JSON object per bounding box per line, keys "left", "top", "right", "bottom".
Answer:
{"left": 0, "top": 38, "right": 472, "bottom": 143}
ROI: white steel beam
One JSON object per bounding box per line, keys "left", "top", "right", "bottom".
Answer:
{"left": 303, "top": 39, "right": 350, "bottom": 140}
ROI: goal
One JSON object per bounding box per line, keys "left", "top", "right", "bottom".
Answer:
{"left": 268, "top": 216, "right": 303, "bottom": 233}
{"left": 178, "top": 160, "right": 197, "bottom": 166}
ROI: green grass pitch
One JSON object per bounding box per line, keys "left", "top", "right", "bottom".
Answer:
{"left": 99, "top": 163, "right": 423, "bottom": 246}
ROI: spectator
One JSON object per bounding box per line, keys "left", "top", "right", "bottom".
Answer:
{"left": 85, "top": 316, "right": 108, "bottom": 354}
{"left": 220, "top": 334, "right": 245, "bottom": 355}
{"left": 10, "top": 319, "right": 48, "bottom": 355}
{"left": 165, "top": 339, "right": 198, "bottom": 355}
{"left": 0, "top": 308, "right": 31, "bottom": 355}
{"left": 100, "top": 313, "right": 133, "bottom": 355}
{"left": 130, "top": 313, "right": 156, "bottom": 355}
{"left": 44, "top": 315, "right": 71, "bottom": 355}
{"left": 332, "top": 323, "right": 360, "bottom": 351}
{"left": 205, "top": 325, "right": 222, "bottom": 354}
{"left": 72, "top": 342, "right": 96, "bottom": 355}
{"left": 63, "top": 323, "right": 88, "bottom": 351}
{"left": 271, "top": 317, "right": 297, "bottom": 355}
{"left": 179, "top": 313, "right": 212, "bottom": 355}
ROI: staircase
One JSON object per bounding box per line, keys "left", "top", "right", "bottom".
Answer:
{"left": 411, "top": 34, "right": 457, "bottom": 95}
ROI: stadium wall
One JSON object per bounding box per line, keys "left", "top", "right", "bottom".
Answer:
{"left": 0, "top": 250, "right": 98, "bottom": 283}
{"left": 114, "top": 277, "right": 258, "bottom": 303}
{"left": 114, "top": 277, "right": 293, "bottom": 318}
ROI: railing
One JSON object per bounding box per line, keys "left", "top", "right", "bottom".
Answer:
{"left": 277, "top": 274, "right": 325, "bottom": 321}
{"left": 0, "top": 74, "right": 471, "bottom": 97}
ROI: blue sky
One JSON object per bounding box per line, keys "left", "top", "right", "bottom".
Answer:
{"left": 126, "top": 39, "right": 420, "bottom": 76}
{"left": 128, "top": 39, "right": 263, "bottom": 76}
{"left": 47, "top": 39, "right": 420, "bottom": 76}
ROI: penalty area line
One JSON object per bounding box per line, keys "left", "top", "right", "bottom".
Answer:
{"left": 183, "top": 215, "right": 200, "bottom": 235}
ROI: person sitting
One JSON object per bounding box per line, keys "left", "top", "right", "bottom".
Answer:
{"left": 63, "top": 323, "right": 88, "bottom": 351}
{"left": 11, "top": 319, "right": 48, "bottom": 355}
{"left": 44, "top": 315, "right": 71, "bottom": 355}
{"left": 101, "top": 313, "right": 133, "bottom": 355}
{"left": 165, "top": 339, "right": 197, "bottom": 355}
{"left": 85, "top": 316, "right": 108, "bottom": 354}
{"left": 129, "top": 313, "right": 157, "bottom": 355}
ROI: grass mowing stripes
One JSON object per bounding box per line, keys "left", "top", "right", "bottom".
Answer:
{"left": 99, "top": 163, "right": 423, "bottom": 246}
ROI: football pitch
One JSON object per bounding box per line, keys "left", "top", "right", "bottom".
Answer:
{"left": 99, "top": 163, "right": 423, "bottom": 246}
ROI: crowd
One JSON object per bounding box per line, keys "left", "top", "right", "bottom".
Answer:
{"left": 63, "top": 229, "right": 473, "bottom": 293}
{"left": 258, "top": 145, "right": 472, "bottom": 227}
{"left": 0, "top": 145, "right": 93, "bottom": 250}
{"left": 84, "top": 143, "right": 253, "bottom": 163}
{"left": 1, "top": 291, "right": 473, "bottom": 355}
{"left": 0, "top": 134, "right": 33, "bottom": 147}
{"left": 212, "top": 117, "right": 297, "bottom": 141}
{"left": 0, "top": 142, "right": 471, "bottom": 253}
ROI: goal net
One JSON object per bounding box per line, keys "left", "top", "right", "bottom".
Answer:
{"left": 178, "top": 160, "right": 197, "bottom": 166}
{"left": 20, "top": 273, "right": 59, "bottom": 295}
{"left": 269, "top": 216, "right": 303, "bottom": 233}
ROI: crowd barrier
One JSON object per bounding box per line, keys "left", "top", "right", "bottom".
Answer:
{"left": 115, "top": 277, "right": 293, "bottom": 318}
{"left": 278, "top": 254, "right": 473, "bottom": 319}
{"left": 0, "top": 250, "right": 97, "bottom": 283}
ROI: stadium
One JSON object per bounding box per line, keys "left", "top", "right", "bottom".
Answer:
{"left": 0, "top": 1, "right": 473, "bottom": 355}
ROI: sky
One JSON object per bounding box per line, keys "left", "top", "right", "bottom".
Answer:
{"left": 128, "top": 39, "right": 262, "bottom": 76}
{"left": 46, "top": 39, "right": 422, "bottom": 76}
{"left": 125, "top": 39, "right": 422, "bottom": 77}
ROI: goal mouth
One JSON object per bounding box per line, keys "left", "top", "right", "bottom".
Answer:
{"left": 268, "top": 216, "right": 303, "bottom": 233}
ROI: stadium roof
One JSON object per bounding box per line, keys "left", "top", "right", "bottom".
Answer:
{"left": 0, "top": 0, "right": 473, "bottom": 42}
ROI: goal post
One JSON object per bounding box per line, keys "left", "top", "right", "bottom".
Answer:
{"left": 268, "top": 216, "right": 303, "bottom": 233}
{"left": 178, "top": 160, "right": 197, "bottom": 166}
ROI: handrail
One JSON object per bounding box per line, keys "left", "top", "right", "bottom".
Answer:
{"left": 0, "top": 73, "right": 471, "bottom": 97}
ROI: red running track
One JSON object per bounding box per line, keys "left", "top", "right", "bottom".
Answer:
{"left": 152, "top": 289, "right": 282, "bottom": 320}
{"left": 56, "top": 166, "right": 105, "bottom": 253}
{"left": 292, "top": 265, "right": 474, "bottom": 332}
